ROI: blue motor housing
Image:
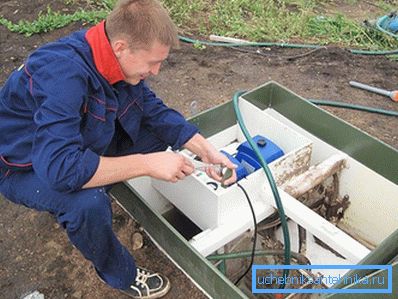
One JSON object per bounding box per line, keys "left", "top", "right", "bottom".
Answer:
{"left": 221, "top": 135, "right": 284, "bottom": 181}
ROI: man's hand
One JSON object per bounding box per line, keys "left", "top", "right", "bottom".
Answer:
{"left": 183, "top": 133, "right": 237, "bottom": 186}
{"left": 82, "top": 151, "right": 195, "bottom": 189}
{"left": 144, "top": 152, "right": 195, "bottom": 183}
{"left": 83, "top": 133, "right": 236, "bottom": 189}
{"left": 201, "top": 150, "right": 237, "bottom": 186}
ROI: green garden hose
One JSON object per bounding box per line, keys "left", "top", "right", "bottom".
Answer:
{"left": 233, "top": 91, "right": 291, "bottom": 289}
{"left": 179, "top": 35, "right": 398, "bottom": 56}
{"left": 309, "top": 100, "right": 398, "bottom": 117}
{"left": 207, "top": 249, "right": 310, "bottom": 265}
{"left": 179, "top": 36, "right": 320, "bottom": 49}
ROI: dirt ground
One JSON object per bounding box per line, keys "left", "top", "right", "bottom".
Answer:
{"left": 0, "top": 1, "right": 397, "bottom": 299}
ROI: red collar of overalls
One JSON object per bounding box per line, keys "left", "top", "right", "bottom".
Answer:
{"left": 85, "top": 21, "right": 126, "bottom": 85}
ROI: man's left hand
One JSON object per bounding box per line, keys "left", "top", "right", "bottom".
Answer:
{"left": 201, "top": 151, "right": 237, "bottom": 186}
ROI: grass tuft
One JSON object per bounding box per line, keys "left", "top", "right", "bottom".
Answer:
{"left": 0, "top": 7, "right": 108, "bottom": 36}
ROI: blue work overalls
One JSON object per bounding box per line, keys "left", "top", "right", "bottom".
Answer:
{"left": 0, "top": 21, "right": 198, "bottom": 289}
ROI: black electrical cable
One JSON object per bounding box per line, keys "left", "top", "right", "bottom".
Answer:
{"left": 235, "top": 182, "right": 257, "bottom": 285}
{"left": 206, "top": 181, "right": 219, "bottom": 190}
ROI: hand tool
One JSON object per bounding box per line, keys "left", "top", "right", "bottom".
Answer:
{"left": 193, "top": 161, "right": 233, "bottom": 184}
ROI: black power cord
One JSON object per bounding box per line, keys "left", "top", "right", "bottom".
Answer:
{"left": 235, "top": 182, "right": 258, "bottom": 285}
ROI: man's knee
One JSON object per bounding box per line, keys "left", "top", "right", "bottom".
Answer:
{"left": 58, "top": 188, "right": 112, "bottom": 232}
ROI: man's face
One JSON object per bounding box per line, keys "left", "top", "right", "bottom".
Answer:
{"left": 115, "top": 40, "right": 170, "bottom": 85}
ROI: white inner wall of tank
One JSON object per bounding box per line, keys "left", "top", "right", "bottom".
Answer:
{"left": 264, "top": 108, "right": 398, "bottom": 247}
{"left": 183, "top": 97, "right": 398, "bottom": 249}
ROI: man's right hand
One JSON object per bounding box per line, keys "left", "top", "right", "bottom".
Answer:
{"left": 144, "top": 152, "right": 195, "bottom": 183}
{"left": 83, "top": 152, "right": 194, "bottom": 189}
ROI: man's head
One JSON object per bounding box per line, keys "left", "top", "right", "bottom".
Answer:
{"left": 106, "top": 0, "right": 179, "bottom": 84}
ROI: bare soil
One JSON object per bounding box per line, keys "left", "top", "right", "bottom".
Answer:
{"left": 0, "top": 1, "right": 397, "bottom": 299}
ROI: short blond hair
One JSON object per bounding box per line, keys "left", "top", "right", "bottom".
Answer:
{"left": 105, "top": 0, "right": 179, "bottom": 50}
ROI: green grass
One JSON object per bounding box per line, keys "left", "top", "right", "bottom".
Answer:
{"left": 0, "top": 7, "right": 108, "bottom": 36}
{"left": 85, "top": 0, "right": 116, "bottom": 10}
{"left": 171, "top": 0, "right": 398, "bottom": 50}
{"left": 162, "top": 0, "right": 206, "bottom": 31}
{"left": 206, "top": 0, "right": 314, "bottom": 41}
{"left": 0, "top": 0, "right": 397, "bottom": 50}
{"left": 304, "top": 14, "right": 397, "bottom": 49}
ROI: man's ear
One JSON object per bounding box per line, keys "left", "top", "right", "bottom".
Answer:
{"left": 111, "top": 39, "right": 129, "bottom": 59}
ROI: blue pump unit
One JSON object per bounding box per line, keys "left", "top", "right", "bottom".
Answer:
{"left": 222, "top": 135, "right": 284, "bottom": 181}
